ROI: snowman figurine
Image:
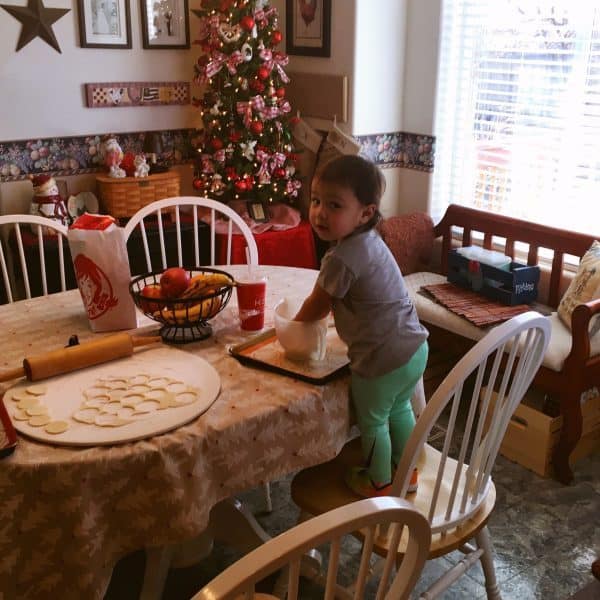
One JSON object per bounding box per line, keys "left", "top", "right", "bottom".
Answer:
{"left": 28, "top": 174, "right": 69, "bottom": 230}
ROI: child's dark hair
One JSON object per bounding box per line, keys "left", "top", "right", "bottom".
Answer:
{"left": 315, "top": 155, "right": 386, "bottom": 228}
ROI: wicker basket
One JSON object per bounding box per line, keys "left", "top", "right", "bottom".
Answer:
{"left": 96, "top": 171, "right": 181, "bottom": 218}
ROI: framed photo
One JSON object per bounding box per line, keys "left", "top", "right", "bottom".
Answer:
{"left": 286, "top": 0, "right": 331, "bottom": 57}
{"left": 140, "top": 0, "right": 190, "bottom": 49}
{"left": 77, "top": 0, "right": 132, "bottom": 49}
{"left": 247, "top": 201, "right": 269, "bottom": 223}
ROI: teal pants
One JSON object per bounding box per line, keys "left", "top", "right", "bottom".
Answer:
{"left": 351, "top": 342, "right": 429, "bottom": 485}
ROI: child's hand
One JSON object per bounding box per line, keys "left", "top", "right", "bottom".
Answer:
{"left": 294, "top": 284, "right": 332, "bottom": 321}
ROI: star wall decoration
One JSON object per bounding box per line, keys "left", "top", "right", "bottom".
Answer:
{"left": 1, "top": 0, "right": 70, "bottom": 53}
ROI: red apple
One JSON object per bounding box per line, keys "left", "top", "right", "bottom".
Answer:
{"left": 160, "top": 267, "right": 190, "bottom": 298}
{"left": 139, "top": 284, "right": 163, "bottom": 313}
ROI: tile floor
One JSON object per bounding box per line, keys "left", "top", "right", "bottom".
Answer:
{"left": 106, "top": 448, "right": 600, "bottom": 599}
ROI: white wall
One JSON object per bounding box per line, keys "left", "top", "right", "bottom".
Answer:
{"left": 0, "top": 0, "right": 199, "bottom": 140}
{"left": 353, "top": 0, "right": 406, "bottom": 136}
{"left": 271, "top": 0, "right": 357, "bottom": 134}
{"left": 403, "top": 0, "right": 441, "bottom": 135}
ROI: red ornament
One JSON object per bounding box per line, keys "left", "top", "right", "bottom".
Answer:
{"left": 250, "top": 79, "right": 265, "bottom": 92}
{"left": 273, "top": 167, "right": 286, "bottom": 179}
{"left": 242, "top": 175, "right": 254, "bottom": 190}
{"left": 225, "top": 166, "right": 239, "bottom": 180}
{"left": 229, "top": 129, "right": 242, "bottom": 142}
{"left": 250, "top": 120, "right": 264, "bottom": 135}
{"left": 271, "top": 30, "right": 283, "bottom": 45}
{"left": 234, "top": 179, "right": 248, "bottom": 193}
{"left": 240, "top": 15, "right": 255, "bottom": 31}
{"left": 289, "top": 115, "right": 301, "bottom": 126}
{"left": 275, "top": 87, "right": 286, "bottom": 98}
{"left": 257, "top": 66, "right": 270, "bottom": 80}
{"left": 192, "top": 178, "right": 204, "bottom": 190}
{"left": 210, "top": 137, "right": 224, "bottom": 150}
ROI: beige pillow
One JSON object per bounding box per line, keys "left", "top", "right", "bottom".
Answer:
{"left": 557, "top": 240, "right": 600, "bottom": 336}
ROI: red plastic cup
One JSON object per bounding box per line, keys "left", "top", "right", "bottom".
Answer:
{"left": 236, "top": 278, "right": 267, "bottom": 331}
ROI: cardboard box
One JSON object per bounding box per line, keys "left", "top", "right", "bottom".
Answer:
{"left": 481, "top": 386, "right": 600, "bottom": 477}
{"left": 448, "top": 249, "right": 540, "bottom": 305}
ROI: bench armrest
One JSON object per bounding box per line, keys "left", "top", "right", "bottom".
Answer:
{"left": 568, "top": 297, "right": 600, "bottom": 363}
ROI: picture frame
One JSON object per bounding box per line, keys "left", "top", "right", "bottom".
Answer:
{"left": 285, "top": 0, "right": 331, "bottom": 57}
{"left": 247, "top": 201, "right": 269, "bottom": 223}
{"left": 77, "top": 0, "right": 132, "bottom": 49}
{"left": 140, "top": 0, "right": 190, "bottom": 49}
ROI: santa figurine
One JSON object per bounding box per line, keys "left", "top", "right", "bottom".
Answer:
{"left": 100, "top": 136, "right": 126, "bottom": 178}
{"left": 28, "top": 174, "right": 69, "bottom": 228}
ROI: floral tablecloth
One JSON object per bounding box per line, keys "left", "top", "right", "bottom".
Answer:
{"left": 0, "top": 265, "right": 351, "bottom": 600}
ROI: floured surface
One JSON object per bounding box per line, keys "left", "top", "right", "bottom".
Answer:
{"left": 4, "top": 346, "right": 220, "bottom": 446}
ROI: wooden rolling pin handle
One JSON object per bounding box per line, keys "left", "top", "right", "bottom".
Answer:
{"left": 132, "top": 336, "right": 162, "bottom": 348}
{"left": 0, "top": 334, "right": 161, "bottom": 383}
{"left": 0, "top": 366, "right": 26, "bottom": 383}
{"left": 21, "top": 334, "right": 162, "bottom": 382}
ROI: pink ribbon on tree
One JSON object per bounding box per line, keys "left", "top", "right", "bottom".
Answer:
{"left": 200, "top": 154, "right": 215, "bottom": 174}
{"left": 258, "top": 48, "right": 290, "bottom": 83}
{"left": 205, "top": 50, "right": 244, "bottom": 79}
{"left": 236, "top": 95, "right": 267, "bottom": 127}
{"left": 278, "top": 100, "right": 291, "bottom": 116}
{"left": 271, "top": 152, "right": 287, "bottom": 169}
{"left": 198, "top": 14, "right": 221, "bottom": 41}
{"left": 286, "top": 179, "right": 302, "bottom": 197}
{"left": 256, "top": 149, "right": 271, "bottom": 183}
{"left": 254, "top": 6, "right": 277, "bottom": 28}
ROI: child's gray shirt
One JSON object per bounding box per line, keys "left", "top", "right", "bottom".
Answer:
{"left": 317, "top": 229, "right": 428, "bottom": 378}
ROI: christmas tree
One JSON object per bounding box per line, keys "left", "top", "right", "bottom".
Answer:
{"left": 192, "top": 0, "right": 302, "bottom": 209}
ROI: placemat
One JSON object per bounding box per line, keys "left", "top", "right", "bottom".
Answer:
{"left": 421, "top": 283, "right": 531, "bottom": 327}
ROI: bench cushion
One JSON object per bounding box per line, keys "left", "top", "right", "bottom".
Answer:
{"left": 405, "top": 272, "right": 600, "bottom": 373}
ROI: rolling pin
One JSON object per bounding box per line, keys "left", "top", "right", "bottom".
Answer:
{"left": 0, "top": 333, "right": 162, "bottom": 383}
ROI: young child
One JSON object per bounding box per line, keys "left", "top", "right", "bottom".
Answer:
{"left": 294, "top": 155, "right": 429, "bottom": 497}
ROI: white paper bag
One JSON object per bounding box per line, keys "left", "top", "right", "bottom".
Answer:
{"left": 68, "top": 213, "right": 137, "bottom": 332}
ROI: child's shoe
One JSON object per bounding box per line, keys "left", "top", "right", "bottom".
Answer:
{"left": 345, "top": 467, "right": 392, "bottom": 498}
{"left": 407, "top": 468, "right": 419, "bottom": 494}
{"left": 392, "top": 462, "right": 419, "bottom": 494}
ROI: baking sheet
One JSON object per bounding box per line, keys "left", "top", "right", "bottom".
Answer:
{"left": 4, "top": 346, "right": 220, "bottom": 446}
{"left": 230, "top": 328, "right": 350, "bottom": 384}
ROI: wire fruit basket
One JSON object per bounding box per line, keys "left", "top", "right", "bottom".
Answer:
{"left": 129, "top": 267, "right": 234, "bottom": 343}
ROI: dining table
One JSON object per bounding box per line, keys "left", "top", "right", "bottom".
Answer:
{"left": 0, "top": 264, "right": 353, "bottom": 600}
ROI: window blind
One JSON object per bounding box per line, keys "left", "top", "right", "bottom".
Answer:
{"left": 431, "top": 1, "right": 600, "bottom": 236}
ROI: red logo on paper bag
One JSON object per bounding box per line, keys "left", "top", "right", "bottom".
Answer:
{"left": 73, "top": 254, "right": 118, "bottom": 319}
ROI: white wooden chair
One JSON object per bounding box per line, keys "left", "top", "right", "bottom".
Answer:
{"left": 123, "top": 197, "right": 259, "bottom": 271}
{"left": 0, "top": 214, "right": 69, "bottom": 303}
{"left": 291, "top": 311, "right": 551, "bottom": 599}
{"left": 193, "top": 497, "right": 431, "bottom": 600}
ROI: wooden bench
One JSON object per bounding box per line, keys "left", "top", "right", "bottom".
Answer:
{"left": 379, "top": 205, "right": 600, "bottom": 484}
